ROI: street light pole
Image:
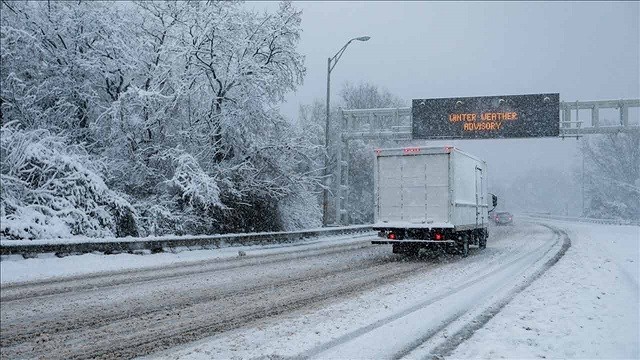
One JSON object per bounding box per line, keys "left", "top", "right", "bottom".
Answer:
{"left": 322, "top": 36, "right": 370, "bottom": 226}
{"left": 582, "top": 150, "right": 585, "bottom": 217}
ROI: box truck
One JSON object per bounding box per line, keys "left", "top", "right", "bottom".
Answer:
{"left": 372, "top": 146, "right": 495, "bottom": 257}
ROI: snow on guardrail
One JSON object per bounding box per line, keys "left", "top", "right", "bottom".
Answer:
{"left": 0, "top": 225, "right": 374, "bottom": 258}
{"left": 523, "top": 213, "right": 639, "bottom": 226}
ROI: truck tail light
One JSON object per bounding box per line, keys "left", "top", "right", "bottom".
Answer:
{"left": 388, "top": 232, "right": 396, "bottom": 240}
{"left": 434, "top": 233, "right": 443, "bottom": 240}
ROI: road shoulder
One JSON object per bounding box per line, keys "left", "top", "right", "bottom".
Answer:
{"left": 450, "top": 221, "right": 640, "bottom": 359}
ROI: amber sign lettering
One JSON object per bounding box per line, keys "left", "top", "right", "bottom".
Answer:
{"left": 412, "top": 93, "right": 559, "bottom": 139}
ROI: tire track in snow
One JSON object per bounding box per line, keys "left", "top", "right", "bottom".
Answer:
{"left": 1, "top": 234, "right": 375, "bottom": 302}
{"left": 1, "top": 240, "right": 379, "bottom": 343}
{"left": 300, "top": 224, "right": 569, "bottom": 359}
{"left": 419, "top": 224, "right": 571, "bottom": 359}
{"left": 0, "top": 245, "right": 393, "bottom": 348}
{"left": 2, "top": 259, "right": 434, "bottom": 360}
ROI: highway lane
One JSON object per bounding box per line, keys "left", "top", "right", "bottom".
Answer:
{"left": 1, "top": 223, "right": 565, "bottom": 359}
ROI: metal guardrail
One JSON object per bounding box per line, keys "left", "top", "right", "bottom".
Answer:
{"left": 523, "top": 213, "right": 639, "bottom": 226}
{"left": 0, "top": 225, "right": 374, "bottom": 258}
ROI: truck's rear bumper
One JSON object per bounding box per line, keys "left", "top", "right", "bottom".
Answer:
{"left": 373, "top": 223, "right": 454, "bottom": 230}
{"left": 372, "top": 240, "right": 456, "bottom": 244}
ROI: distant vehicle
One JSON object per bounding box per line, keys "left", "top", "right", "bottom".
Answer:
{"left": 492, "top": 211, "right": 513, "bottom": 225}
{"left": 372, "top": 146, "right": 497, "bottom": 257}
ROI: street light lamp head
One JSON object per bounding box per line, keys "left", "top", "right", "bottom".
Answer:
{"left": 355, "top": 36, "right": 371, "bottom": 41}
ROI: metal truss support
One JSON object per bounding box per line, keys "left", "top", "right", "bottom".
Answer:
{"left": 334, "top": 108, "right": 347, "bottom": 225}
{"left": 559, "top": 99, "right": 639, "bottom": 136}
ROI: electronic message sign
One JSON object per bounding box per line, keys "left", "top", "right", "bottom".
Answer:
{"left": 412, "top": 93, "right": 559, "bottom": 139}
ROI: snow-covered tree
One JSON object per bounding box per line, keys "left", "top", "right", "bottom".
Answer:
{"left": 0, "top": 1, "right": 130, "bottom": 138}
{"left": 165, "top": 1, "right": 316, "bottom": 232}
{"left": 581, "top": 132, "right": 640, "bottom": 220}
{"left": 296, "top": 99, "right": 328, "bottom": 214}
{"left": 340, "top": 82, "right": 405, "bottom": 110}
{"left": 1, "top": 0, "right": 320, "bottom": 239}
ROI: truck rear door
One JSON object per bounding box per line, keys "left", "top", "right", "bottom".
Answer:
{"left": 377, "top": 156, "right": 404, "bottom": 222}
{"left": 377, "top": 154, "right": 448, "bottom": 224}
{"left": 400, "top": 156, "right": 427, "bottom": 223}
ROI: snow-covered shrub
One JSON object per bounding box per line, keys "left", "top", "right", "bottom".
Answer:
{"left": 125, "top": 150, "right": 225, "bottom": 237}
{"left": 277, "top": 187, "right": 322, "bottom": 231}
{"left": 133, "top": 197, "right": 181, "bottom": 237}
{"left": 0, "top": 123, "right": 138, "bottom": 239}
{"left": 166, "top": 152, "right": 222, "bottom": 211}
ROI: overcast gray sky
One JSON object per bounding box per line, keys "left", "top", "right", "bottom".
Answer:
{"left": 251, "top": 1, "right": 639, "bottom": 213}
{"left": 259, "top": 1, "right": 639, "bottom": 114}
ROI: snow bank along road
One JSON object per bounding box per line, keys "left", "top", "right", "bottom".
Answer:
{"left": 1, "top": 223, "right": 568, "bottom": 359}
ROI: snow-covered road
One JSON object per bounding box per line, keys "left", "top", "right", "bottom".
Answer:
{"left": 151, "top": 222, "right": 565, "bottom": 360}
{"left": 1, "top": 220, "right": 637, "bottom": 359}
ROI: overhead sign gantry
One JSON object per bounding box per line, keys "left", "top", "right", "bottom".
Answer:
{"left": 412, "top": 93, "right": 560, "bottom": 139}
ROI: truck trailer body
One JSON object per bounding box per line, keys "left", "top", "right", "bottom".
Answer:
{"left": 372, "top": 146, "right": 489, "bottom": 256}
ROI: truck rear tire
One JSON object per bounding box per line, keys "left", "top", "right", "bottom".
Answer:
{"left": 392, "top": 244, "right": 401, "bottom": 254}
{"left": 460, "top": 236, "right": 469, "bottom": 257}
{"left": 479, "top": 231, "right": 487, "bottom": 249}
{"left": 392, "top": 244, "right": 408, "bottom": 254}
